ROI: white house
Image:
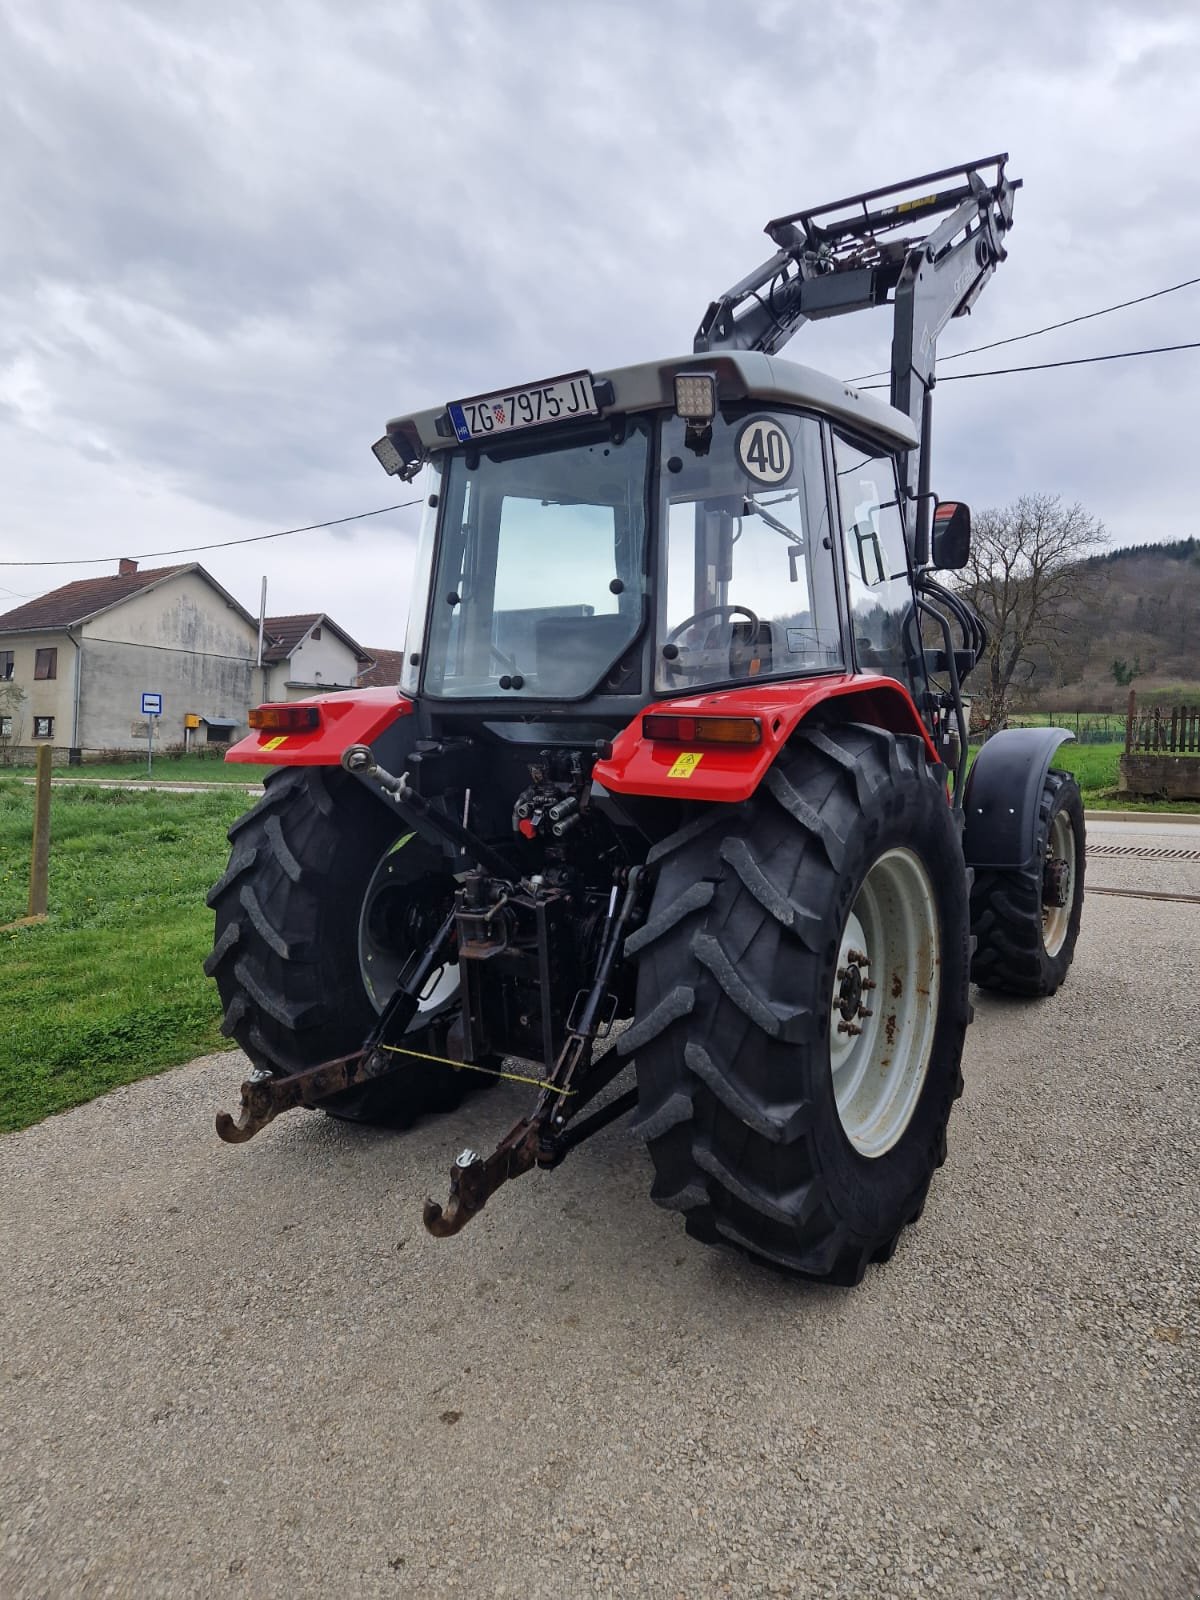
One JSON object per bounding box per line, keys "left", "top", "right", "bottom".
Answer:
{"left": 0, "top": 560, "right": 262, "bottom": 755}
{"left": 261, "top": 614, "right": 372, "bottom": 701}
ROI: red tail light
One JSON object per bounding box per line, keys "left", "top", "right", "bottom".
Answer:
{"left": 642, "top": 714, "right": 762, "bottom": 746}
{"left": 248, "top": 704, "right": 321, "bottom": 733}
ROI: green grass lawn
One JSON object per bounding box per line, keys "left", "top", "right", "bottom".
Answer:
{"left": 1042, "top": 743, "right": 1199, "bottom": 813}
{"left": 0, "top": 780, "right": 253, "bottom": 1133}
{"left": 2, "top": 755, "right": 270, "bottom": 784}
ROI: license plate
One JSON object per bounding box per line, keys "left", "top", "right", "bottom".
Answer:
{"left": 447, "top": 371, "right": 599, "bottom": 442}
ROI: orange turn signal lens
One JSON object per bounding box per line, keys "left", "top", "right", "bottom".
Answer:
{"left": 642, "top": 714, "right": 762, "bottom": 746}
{"left": 248, "top": 704, "right": 321, "bottom": 733}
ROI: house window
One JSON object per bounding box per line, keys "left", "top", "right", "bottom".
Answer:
{"left": 34, "top": 648, "right": 58, "bottom": 680}
{"left": 311, "top": 627, "right": 322, "bottom": 640}
{"left": 0, "top": 650, "right": 13, "bottom": 680}
{"left": 33, "top": 715, "right": 54, "bottom": 739}
{"left": 0, "top": 715, "right": 12, "bottom": 738}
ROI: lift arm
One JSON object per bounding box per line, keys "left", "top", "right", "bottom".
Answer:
{"left": 695, "top": 154, "right": 1020, "bottom": 560}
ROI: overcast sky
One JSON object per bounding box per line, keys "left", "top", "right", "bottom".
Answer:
{"left": 2, "top": 0, "right": 1198, "bottom": 650}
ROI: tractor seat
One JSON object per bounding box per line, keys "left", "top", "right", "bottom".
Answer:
{"left": 534, "top": 613, "right": 633, "bottom": 696}
{"left": 727, "top": 619, "right": 774, "bottom": 679}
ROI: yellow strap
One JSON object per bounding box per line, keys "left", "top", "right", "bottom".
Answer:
{"left": 379, "top": 1042, "right": 576, "bottom": 1095}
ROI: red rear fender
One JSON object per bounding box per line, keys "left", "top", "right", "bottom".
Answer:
{"left": 225, "top": 687, "right": 414, "bottom": 765}
{"left": 591, "top": 676, "right": 937, "bottom": 802}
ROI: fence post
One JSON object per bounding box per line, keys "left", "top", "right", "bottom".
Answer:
{"left": 27, "top": 743, "right": 52, "bottom": 918}
{"left": 1124, "top": 688, "right": 1136, "bottom": 755}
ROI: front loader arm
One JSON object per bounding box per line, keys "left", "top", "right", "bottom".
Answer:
{"left": 694, "top": 154, "right": 1020, "bottom": 563}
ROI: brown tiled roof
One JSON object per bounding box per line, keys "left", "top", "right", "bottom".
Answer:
{"left": 262, "top": 614, "right": 321, "bottom": 662}
{"left": 357, "top": 648, "right": 404, "bottom": 687}
{"left": 0, "top": 565, "right": 191, "bottom": 632}
{"left": 263, "top": 613, "right": 371, "bottom": 665}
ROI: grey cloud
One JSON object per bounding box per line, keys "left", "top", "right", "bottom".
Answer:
{"left": 1, "top": 0, "right": 1198, "bottom": 642}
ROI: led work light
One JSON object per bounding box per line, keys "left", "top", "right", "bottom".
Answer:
{"left": 371, "top": 435, "right": 409, "bottom": 476}
{"left": 673, "top": 372, "right": 718, "bottom": 422}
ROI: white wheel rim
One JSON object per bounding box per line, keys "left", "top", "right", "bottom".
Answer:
{"left": 829, "top": 847, "right": 941, "bottom": 1159}
{"left": 358, "top": 836, "right": 460, "bottom": 1017}
{"left": 1042, "top": 811, "right": 1075, "bottom": 958}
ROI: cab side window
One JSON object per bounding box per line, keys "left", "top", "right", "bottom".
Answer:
{"left": 832, "top": 433, "right": 915, "bottom": 686}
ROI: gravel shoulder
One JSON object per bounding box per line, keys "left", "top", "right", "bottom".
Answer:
{"left": 1, "top": 840, "right": 1197, "bottom": 1599}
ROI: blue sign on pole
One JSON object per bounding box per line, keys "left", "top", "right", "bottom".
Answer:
{"left": 141, "top": 692, "right": 162, "bottom": 775}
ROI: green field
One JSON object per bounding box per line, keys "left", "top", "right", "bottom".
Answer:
{"left": 1017, "top": 741, "right": 1198, "bottom": 814}
{"left": 0, "top": 780, "right": 252, "bottom": 1133}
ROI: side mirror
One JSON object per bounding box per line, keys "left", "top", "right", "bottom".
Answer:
{"left": 931, "top": 500, "right": 971, "bottom": 570}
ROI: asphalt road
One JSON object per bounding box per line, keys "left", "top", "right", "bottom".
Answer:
{"left": 2, "top": 821, "right": 1197, "bottom": 1599}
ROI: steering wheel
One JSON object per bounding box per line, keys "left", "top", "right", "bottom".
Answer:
{"left": 664, "top": 603, "right": 761, "bottom": 654}
{"left": 662, "top": 604, "right": 762, "bottom": 683}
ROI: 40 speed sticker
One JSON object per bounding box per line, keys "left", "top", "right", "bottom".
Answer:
{"left": 735, "top": 416, "right": 793, "bottom": 487}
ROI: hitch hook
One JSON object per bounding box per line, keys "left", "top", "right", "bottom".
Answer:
{"left": 422, "top": 1129, "right": 541, "bottom": 1237}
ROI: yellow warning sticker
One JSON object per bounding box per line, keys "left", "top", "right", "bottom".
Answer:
{"left": 262, "top": 735, "right": 288, "bottom": 751}
{"left": 667, "top": 751, "right": 703, "bottom": 779}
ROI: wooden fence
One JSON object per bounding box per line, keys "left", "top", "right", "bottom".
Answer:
{"left": 1124, "top": 691, "right": 1200, "bottom": 754}
{"left": 1121, "top": 691, "right": 1200, "bottom": 799}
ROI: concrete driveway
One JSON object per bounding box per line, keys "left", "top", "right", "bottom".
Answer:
{"left": 2, "top": 822, "right": 1197, "bottom": 1599}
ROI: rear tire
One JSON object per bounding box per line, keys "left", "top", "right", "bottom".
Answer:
{"left": 970, "top": 770, "right": 1085, "bottom": 997}
{"left": 622, "top": 723, "right": 971, "bottom": 1285}
{"left": 206, "top": 766, "right": 483, "bottom": 1124}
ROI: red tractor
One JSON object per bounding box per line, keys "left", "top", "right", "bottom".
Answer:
{"left": 208, "top": 156, "right": 1084, "bottom": 1284}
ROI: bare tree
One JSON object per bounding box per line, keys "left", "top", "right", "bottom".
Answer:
{"left": 956, "top": 494, "right": 1107, "bottom": 730}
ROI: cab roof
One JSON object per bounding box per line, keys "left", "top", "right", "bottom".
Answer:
{"left": 385, "top": 351, "right": 918, "bottom": 461}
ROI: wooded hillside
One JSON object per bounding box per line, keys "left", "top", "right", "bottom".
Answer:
{"left": 1015, "top": 538, "right": 1199, "bottom": 712}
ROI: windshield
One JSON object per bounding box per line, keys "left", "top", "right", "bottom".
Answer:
{"left": 657, "top": 411, "right": 843, "bottom": 693}
{"left": 423, "top": 419, "right": 651, "bottom": 699}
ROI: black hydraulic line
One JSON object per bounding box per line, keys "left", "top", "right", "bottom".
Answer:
{"left": 915, "top": 594, "right": 969, "bottom": 802}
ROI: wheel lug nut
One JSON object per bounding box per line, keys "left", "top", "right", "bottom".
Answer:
{"left": 862, "top": 979, "right": 877, "bottom": 990}
{"left": 847, "top": 949, "right": 869, "bottom": 966}
{"left": 858, "top": 1006, "right": 873, "bottom": 1018}
{"left": 836, "top": 1020, "right": 863, "bottom": 1036}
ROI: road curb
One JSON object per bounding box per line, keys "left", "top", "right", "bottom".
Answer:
{"left": 1085, "top": 808, "right": 1200, "bottom": 824}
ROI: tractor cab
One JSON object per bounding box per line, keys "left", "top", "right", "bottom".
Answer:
{"left": 379, "top": 351, "right": 925, "bottom": 719}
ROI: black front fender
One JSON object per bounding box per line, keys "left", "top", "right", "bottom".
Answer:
{"left": 962, "top": 728, "right": 1075, "bottom": 872}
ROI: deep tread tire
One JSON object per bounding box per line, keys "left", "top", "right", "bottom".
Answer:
{"left": 970, "top": 770, "right": 1085, "bottom": 998}
{"left": 206, "top": 766, "right": 480, "bottom": 1124}
{"left": 622, "top": 724, "right": 972, "bottom": 1285}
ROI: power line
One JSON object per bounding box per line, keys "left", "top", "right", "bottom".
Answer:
{"left": 3, "top": 310, "right": 1198, "bottom": 574}
{"left": 0, "top": 500, "right": 421, "bottom": 568}
{"left": 846, "top": 274, "right": 1200, "bottom": 383}
{"left": 858, "top": 340, "right": 1200, "bottom": 389}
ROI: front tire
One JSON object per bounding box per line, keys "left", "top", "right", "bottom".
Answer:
{"left": 970, "top": 770, "right": 1085, "bottom": 997}
{"left": 206, "top": 766, "right": 481, "bottom": 1124}
{"left": 622, "top": 723, "right": 971, "bottom": 1285}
